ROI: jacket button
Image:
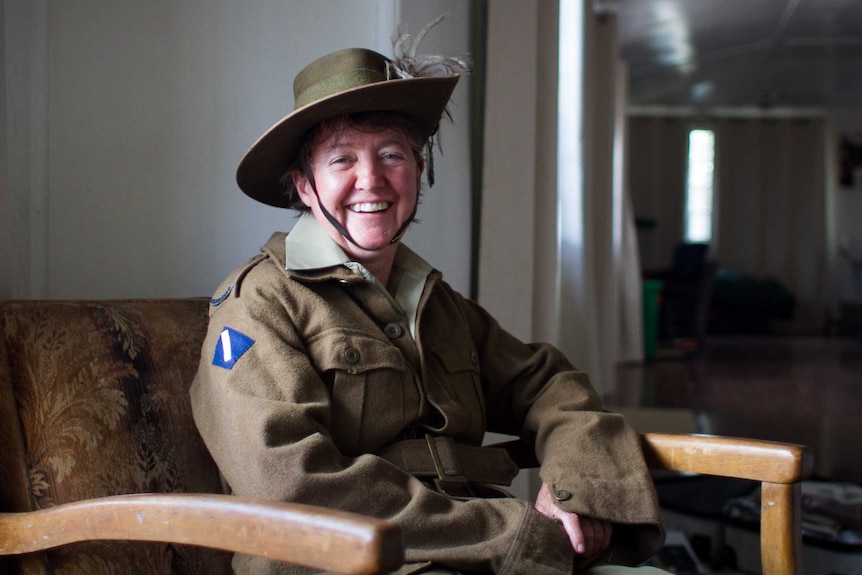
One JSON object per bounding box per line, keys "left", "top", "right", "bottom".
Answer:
{"left": 553, "top": 490, "right": 572, "bottom": 501}
{"left": 470, "top": 351, "right": 479, "bottom": 366}
{"left": 384, "top": 323, "right": 403, "bottom": 339}
{"left": 344, "top": 348, "right": 361, "bottom": 364}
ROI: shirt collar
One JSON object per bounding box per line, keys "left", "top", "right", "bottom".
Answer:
{"left": 284, "top": 212, "right": 351, "bottom": 271}
{"left": 284, "top": 212, "right": 433, "bottom": 337}
{"left": 284, "top": 213, "right": 433, "bottom": 337}
{"left": 284, "top": 212, "right": 432, "bottom": 283}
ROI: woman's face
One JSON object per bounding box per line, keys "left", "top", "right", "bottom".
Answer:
{"left": 293, "top": 125, "right": 423, "bottom": 263}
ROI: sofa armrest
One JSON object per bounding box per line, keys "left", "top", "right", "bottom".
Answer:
{"left": 0, "top": 493, "right": 403, "bottom": 575}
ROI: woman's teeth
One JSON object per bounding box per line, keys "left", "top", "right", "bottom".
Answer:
{"left": 349, "top": 202, "right": 390, "bottom": 213}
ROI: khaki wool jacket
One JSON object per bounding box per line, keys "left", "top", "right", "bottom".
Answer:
{"left": 190, "top": 224, "right": 664, "bottom": 575}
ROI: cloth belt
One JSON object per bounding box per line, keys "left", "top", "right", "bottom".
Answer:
{"left": 378, "top": 435, "right": 520, "bottom": 487}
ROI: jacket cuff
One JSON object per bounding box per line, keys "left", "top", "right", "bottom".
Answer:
{"left": 500, "top": 505, "right": 574, "bottom": 575}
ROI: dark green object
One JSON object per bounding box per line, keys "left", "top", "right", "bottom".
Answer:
{"left": 642, "top": 279, "right": 664, "bottom": 359}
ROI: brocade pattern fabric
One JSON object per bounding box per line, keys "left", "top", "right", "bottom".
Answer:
{"left": 0, "top": 299, "right": 232, "bottom": 575}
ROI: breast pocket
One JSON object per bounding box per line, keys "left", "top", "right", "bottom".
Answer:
{"left": 306, "top": 330, "right": 412, "bottom": 455}
{"left": 427, "top": 336, "right": 486, "bottom": 438}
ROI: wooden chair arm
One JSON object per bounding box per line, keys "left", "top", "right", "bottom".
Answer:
{"left": 642, "top": 433, "right": 813, "bottom": 575}
{"left": 640, "top": 433, "right": 813, "bottom": 483}
{"left": 0, "top": 493, "right": 403, "bottom": 575}
{"left": 493, "top": 432, "right": 813, "bottom": 483}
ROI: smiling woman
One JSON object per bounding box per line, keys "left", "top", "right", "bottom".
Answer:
{"left": 190, "top": 21, "right": 669, "bottom": 575}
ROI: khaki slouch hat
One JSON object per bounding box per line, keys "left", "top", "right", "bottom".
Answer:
{"left": 237, "top": 32, "right": 467, "bottom": 209}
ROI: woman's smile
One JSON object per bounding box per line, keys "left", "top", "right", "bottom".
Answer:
{"left": 348, "top": 201, "right": 392, "bottom": 214}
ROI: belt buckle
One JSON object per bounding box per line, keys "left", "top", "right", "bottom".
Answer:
{"left": 425, "top": 434, "right": 469, "bottom": 495}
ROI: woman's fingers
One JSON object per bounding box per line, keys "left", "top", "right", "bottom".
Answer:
{"left": 534, "top": 482, "right": 613, "bottom": 557}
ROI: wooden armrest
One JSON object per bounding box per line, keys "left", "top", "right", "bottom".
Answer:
{"left": 643, "top": 433, "right": 813, "bottom": 575}
{"left": 493, "top": 433, "right": 813, "bottom": 483}
{"left": 0, "top": 494, "right": 403, "bottom": 575}
{"left": 640, "top": 433, "right": 813, "bottom": 483}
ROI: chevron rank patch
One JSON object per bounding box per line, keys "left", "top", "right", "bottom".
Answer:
{"left": 212, "top": 327, "right": 254, "bottom": 370}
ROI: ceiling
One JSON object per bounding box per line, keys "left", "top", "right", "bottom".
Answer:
{"left": 594, "top": 0, "right": 862, "bottom": 114}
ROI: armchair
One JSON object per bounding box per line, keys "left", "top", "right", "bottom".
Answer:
{"left": 0, "top": 299, "right": 812, "bottom": 575}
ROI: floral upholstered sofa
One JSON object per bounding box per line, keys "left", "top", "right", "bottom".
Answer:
{"left": 0, "top": 298, "right": 402, "bottom": 575}
{"left": 0, "top": 298, "right": 233, "bottom": 574}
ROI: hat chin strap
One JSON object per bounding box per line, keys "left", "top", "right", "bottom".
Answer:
{"left": 310, "top": 182, "right": 417, "bottom": 252}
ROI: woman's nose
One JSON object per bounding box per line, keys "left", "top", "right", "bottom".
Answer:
{"left": 355, "top": 159, "right": 383, "bottom": 190}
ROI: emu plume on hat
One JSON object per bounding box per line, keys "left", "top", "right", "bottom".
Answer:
{"left": 236, "top": 15, "right": 470, "bottom": 209}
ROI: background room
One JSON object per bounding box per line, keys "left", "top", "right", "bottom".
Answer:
{"left": 604, "top": 0, "right": 862, "bottom": 478}
{"left": 606, "top": 1, "right": 862, "bottom": 572}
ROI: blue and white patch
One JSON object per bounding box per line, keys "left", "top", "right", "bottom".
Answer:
{"left": 212, "top": 327, "right": 254, "bottom": 370}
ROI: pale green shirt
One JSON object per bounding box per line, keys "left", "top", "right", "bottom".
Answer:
{"left": 283, "top": 213, "right": 432, "bottom": 338}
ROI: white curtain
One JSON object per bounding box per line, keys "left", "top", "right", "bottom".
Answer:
{"left": 480, "top": 2, "right": 643, "bottom": 396}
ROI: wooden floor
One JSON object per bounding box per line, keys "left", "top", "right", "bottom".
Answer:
{"left": 612, "top": 335, "right": 862, "bottom": 484}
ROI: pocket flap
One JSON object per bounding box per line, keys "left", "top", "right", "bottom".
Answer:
{"left": 306, "top": 330, "right": 406, "bottom": 374}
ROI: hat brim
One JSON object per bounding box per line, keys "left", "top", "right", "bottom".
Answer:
{"left": 236, "top": 75, "right": 459, "bottom": 208}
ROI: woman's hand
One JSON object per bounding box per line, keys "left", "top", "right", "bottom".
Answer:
{"left": 534, "top": 482, "right": 613, "bottom": 559}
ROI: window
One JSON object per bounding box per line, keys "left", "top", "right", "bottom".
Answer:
{"left": 684, "top": 129, "right": 716, "bottom": 243}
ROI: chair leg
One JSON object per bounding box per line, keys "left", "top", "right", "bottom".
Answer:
{"left": 760, "top": 481, "right": 803, "bottom": 575}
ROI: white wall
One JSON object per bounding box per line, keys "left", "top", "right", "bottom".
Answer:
{"left": 0, "top": 1, "right": 8, "bottom": 301}
{"left": 478, "top": 0, "right": 540, "bottom": 343}
{"left": 2, "top": 0, "right": 473, "bottom": 300}
{"left": 3, "top": 0, "right": 47, "bottom": 301}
